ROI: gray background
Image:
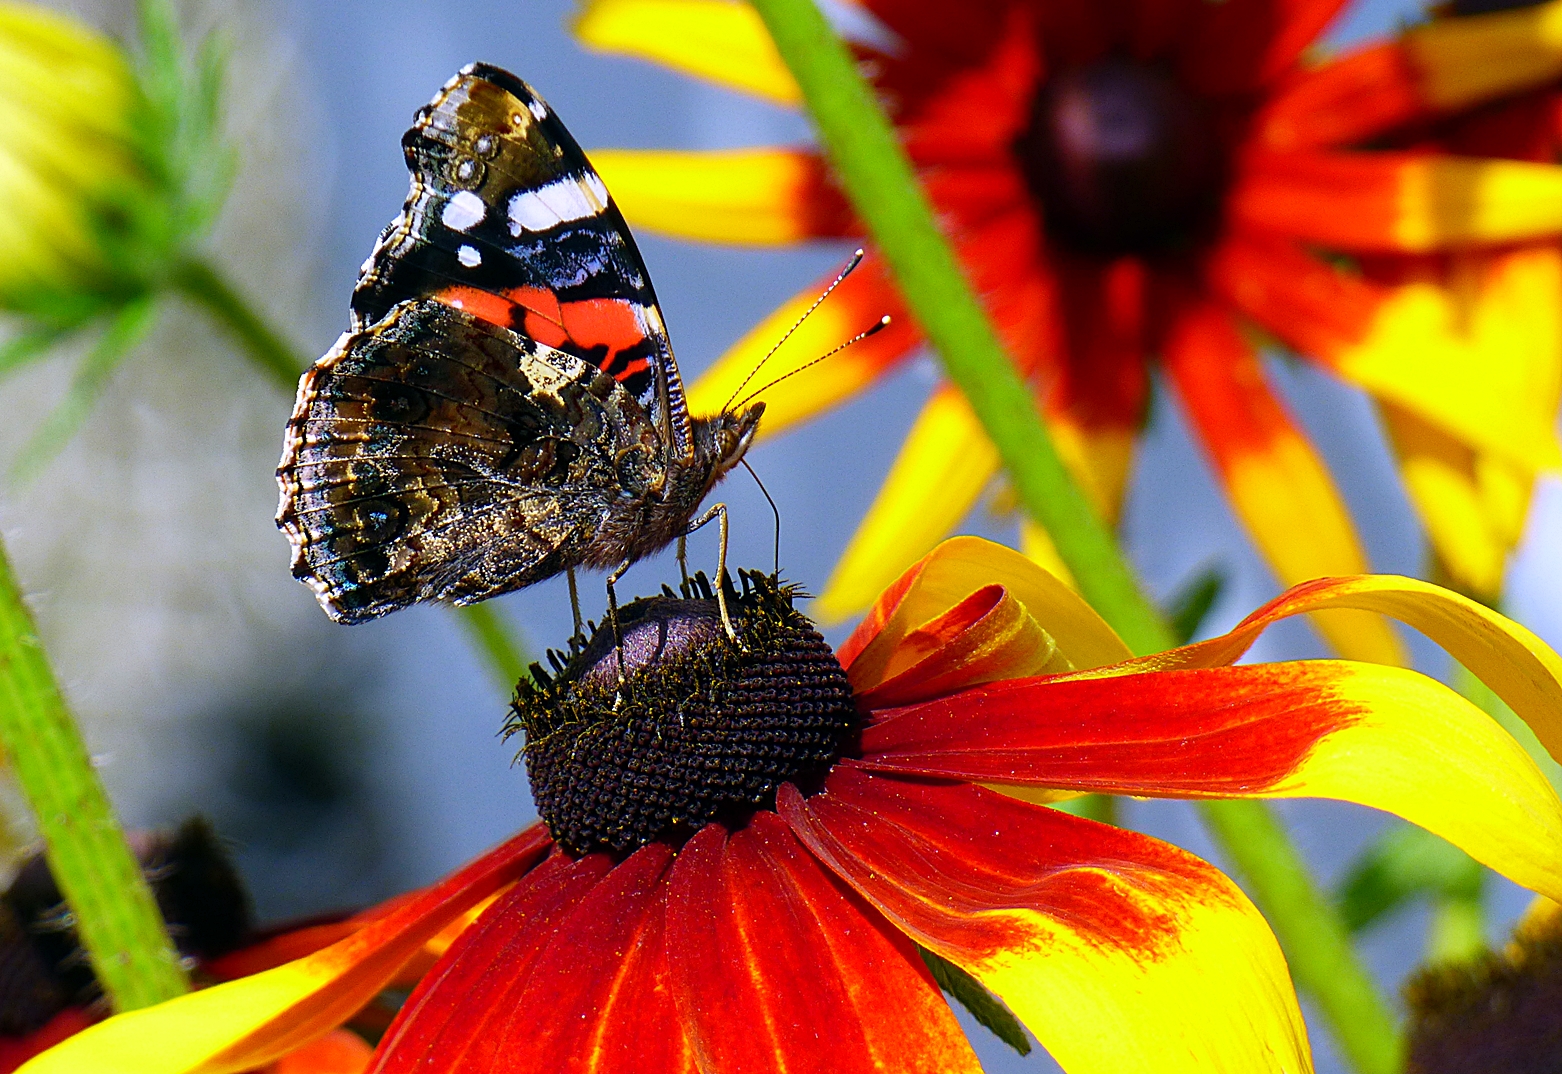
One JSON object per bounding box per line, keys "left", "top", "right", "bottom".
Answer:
{"left": 2, "top": 0, "right": 1561, "bottom": 1070}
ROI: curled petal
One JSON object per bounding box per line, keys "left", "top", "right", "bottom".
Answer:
{"left": 1128, "top": 574, "right": 1562, "bottom": 764}
{"left": 573, "top": 0, "right": 800, "bottom": 104}
{"left": 684, "top": 255, "right": 918, "bottom": 433}
{"left": 837, "top": 535, "right": 1128, "bottom": 691}
{"left": 666, "top": 815, "right": 981, "bottom": 1074}
{"left": 1163, "top": 300, "right": 1405, "bottom": 664}
{"left": 857, "top": 662, "right": 1562, "bottom": 901}
{"left": 590, "top": 148, "right": 853, "bottom": 246}
{"left": 780, "top": 772, "right": 1312, "bottom": 1074}
{"left": 1231, "top": 151, "right": 1562, "bottom": 252}
{"left": 19, "top": 827, "right": 553, "bottom": 1074}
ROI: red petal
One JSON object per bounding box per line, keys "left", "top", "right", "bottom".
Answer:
{"left": 665, "top": 815, "right": 981, "bottom": 1074}
{"left": 779, "top": 771, "right": 1311, "bottom": 1073}
{"left": 853, "top": 664, "right": 1342, "bottom": 793}
{"left": 372, "top": 850, "right": 619, "bottom": 1073}
{"left": 1256, "top": 43, "right": 1425, "bottom": 150}
{"left": 1178, "top": 0, "right": 1348, "bottom": 96}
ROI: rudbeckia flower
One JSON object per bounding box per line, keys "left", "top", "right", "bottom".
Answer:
{"left": 574, "top": 0, "right": 1562, "bottom": 655}
{"left": 24, "top": 537, "right": 1562, "bottom": 1074}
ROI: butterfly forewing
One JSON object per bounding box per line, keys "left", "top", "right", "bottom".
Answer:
{"left": 278, "top": 300, "right": 659, "bottom": 623}
{"left": 351, "top": 62, "right": 687, "bottom": 448}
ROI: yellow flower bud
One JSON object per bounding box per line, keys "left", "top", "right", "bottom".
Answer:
{"left": 0, "top": 3, "right": 162, "bottom": 323}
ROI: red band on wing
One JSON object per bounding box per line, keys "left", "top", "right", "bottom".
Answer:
{"left": 434, "top": 286, "right": 655, "bottom": 387}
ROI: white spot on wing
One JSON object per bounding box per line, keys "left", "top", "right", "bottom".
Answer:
{"left": 583, "top": 171, "right": 609, "bottom": 208}
{"left": 457, "top": 244, "right": 481, "bottom": 267}
{"left": 508, "top": 177, "right": 602, "bottom": 234}
{"left": 528, "top": 98, "right": 548, "bottom": 121}
{"left": 441, "top": 189, "right": 486, "bottom": 232}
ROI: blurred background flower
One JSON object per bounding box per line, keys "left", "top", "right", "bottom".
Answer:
{"left": 0, "top": 2, "right": 1559, "bottom": 1073}
{"left": 577, "top": 0, "right": 1562, "bottom": 663}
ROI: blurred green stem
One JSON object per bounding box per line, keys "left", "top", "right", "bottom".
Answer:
{"left": 171, "top": 256, "right": 302, "bottom": 394}
{"left": 747, "top": 1, "right": 1399, "bottom": 1071}
{"left": 0, "top": 538, "right": 188, "bottom": 1009}
{"left": 172, "top": 255, "right": 532, "bottom": 690}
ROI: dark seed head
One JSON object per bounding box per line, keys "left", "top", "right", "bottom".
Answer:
{"left": 509, "top": 571, "right": 858, "bottom": 857}
{"left": 1015, "top": 58, "right": 1223, "bottom": 255}
{"left": 1404, "top": 904, "right": 1562, "bottom": 1074}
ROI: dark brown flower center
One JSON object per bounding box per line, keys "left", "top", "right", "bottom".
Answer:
{"left": 509, "top": 572, "right": 858, "bottom": 857}
{"left": 1015, "top": 58, "right": 1222, "bottom": 255}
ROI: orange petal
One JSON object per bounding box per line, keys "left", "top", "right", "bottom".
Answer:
{"left": 1110, "top": 575, "right": 1562, "bottom": 768}
{"left": 589, "top": 147, "right": 852, "bottom": 246}
{"left": 838, "top": 535, "right": 1129, "bottom": 693}
{"left": 573, "top": 0, "right": 801, "bottom": 104}
{"left": 270, "top": 1031, "right": 372, "bottom": 1074}
{"left": 1208, "top": 236, "right": 1562, "bottom": 473}
{"left": 783, "top": 773, "right": 1313, "bottom": 1074}
{"left": 684, "top": 253, "right": 918, "bottom": 432}
{"left": 1231, "top": 150, "right": 1562, "bottom": 252}
{"left": 1163, "top": 300, "right": 1406, "bottom": 665}
{"left": 857, "top": 660, "right": 1562, "bottom": 903}
{"left": 19, "top": 827, "right": 552, "bottom": 1074}
{"left": 1256, "top": 43, "right": 1426, "bottom": 151}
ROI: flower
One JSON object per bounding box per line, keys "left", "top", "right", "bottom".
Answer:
{"left": 0, "top": 819, "right": 370, "bottom": 1074}
{"left": 574, "top": 0, "right": 1562, "bottom": 651}
{"left": 25, "top": 537, "right": 1562, "bottom": 1074}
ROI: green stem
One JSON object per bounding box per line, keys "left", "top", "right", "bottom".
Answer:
{"left": 455, "top": 602, "right": 533, "bottom": 693}
{"left": 0, "top": 538, "right": 188, "bottom": 1009}
{"left": 746, "top": 2, "right": 1400, "bottom": 1069}
{"left": 170, "top": 256, "right": 302, "bottom": 393}
{"left": 172, "top": 254, "right": 534, "bottom": 690}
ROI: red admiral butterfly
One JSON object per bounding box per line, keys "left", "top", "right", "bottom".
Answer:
{"left": 277, "top": 64, "right": 763, "bottom": 631}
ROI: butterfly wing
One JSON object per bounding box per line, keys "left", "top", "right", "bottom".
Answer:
{"left": 352, "top": 63, "right": 691, "bottom": 454}
{"left": 277, "top": 299, "right": 660, "bottom": 623}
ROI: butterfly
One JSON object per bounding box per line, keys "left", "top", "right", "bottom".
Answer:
{"left": 277, "top": 63, "right": 764, "bottom": 631}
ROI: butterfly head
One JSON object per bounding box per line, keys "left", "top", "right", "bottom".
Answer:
{"left": 703, "top": 402, "right": 764, "bottom": 478}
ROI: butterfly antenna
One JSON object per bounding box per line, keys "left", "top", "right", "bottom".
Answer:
{"left": 734, "top": 315, "right": 891, "bottom": 411}
{"left": 741, "top": 458, "right": 781, "bottom": 574}
{"left": 723, "top": 248, "right": 867, "bottom": 413}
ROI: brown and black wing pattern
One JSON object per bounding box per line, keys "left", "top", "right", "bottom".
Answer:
{"left": 277, "top": 299, "right": 660, "bottom": 624}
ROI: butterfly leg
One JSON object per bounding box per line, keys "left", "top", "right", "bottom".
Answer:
{"left": 567, "top": 567, "right": 583, "bottom": 642}
{"left": 684, "top": 502, "right": 735, "bottom": 641}
{"left": 676, "top": 534, "right": 691, "bottom": 590}
{"left": 605, "top": 559, "right": 631, "bottom": 685}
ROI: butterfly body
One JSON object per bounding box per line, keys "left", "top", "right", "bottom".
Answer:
{"left": 277, "top": 64, "right": 761, "bottom": 624}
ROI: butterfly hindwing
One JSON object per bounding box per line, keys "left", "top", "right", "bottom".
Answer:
{"left": 351, "top": 63, "right": 682, "bottom": 426}
{"left": 277, "top": 299, "right": 661, "bottom": 623}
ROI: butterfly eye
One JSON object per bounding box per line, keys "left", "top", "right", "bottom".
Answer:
{"left": 474, "top": 134, "right": 500, "bottom": 160}
{"left": 452, "top": 157, "right": 484, "bottom": 187}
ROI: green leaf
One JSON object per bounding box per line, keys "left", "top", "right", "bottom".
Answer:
{"left": 9, "top": 297, "right": 160, "bottom": 486}
{"left": 919, "top": 945, "right": 1031, "bottom": 1057}
{"left": 1335, "top": 823, "right": 1485, "bottom": 934}
{"left": 1165, "top": 564, "right": 1226, "bottom": 646}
